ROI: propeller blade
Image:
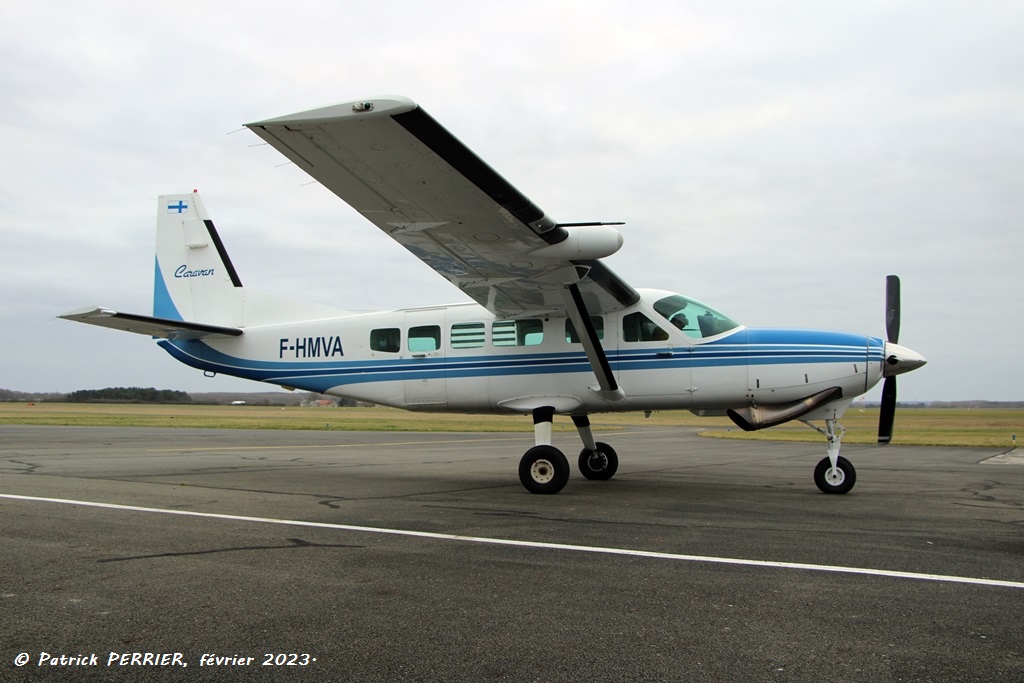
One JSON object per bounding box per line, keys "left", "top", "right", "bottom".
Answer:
{"left": 878, "top": 376, "right": 897, "bottom": 445}
{"left": 885, "top": 275, "right": 901, "bottom": 343}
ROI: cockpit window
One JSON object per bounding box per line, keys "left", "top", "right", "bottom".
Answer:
{"left": 652, "top": 294, "right": 740, "bottom": 340}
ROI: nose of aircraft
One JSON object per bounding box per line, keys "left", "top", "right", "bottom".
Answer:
{"left": 882, "top": 342, "right": 927, "bottom": 377}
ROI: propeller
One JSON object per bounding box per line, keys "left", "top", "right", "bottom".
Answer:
{"left": 878, "top": 275, "right": 900, "bottom": 445}
{"left": 885, "top": 274, "right": 900, "bottom": 344}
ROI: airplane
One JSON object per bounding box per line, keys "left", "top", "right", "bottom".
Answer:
{"left": 60, "top": 96, "right": 926, "bottom": 495}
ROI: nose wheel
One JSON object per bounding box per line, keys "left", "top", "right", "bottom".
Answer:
{"left": 813, "top": 455, "right": 856, "bottom": 494}
{"left": 804, "top": 418, "right": 857, "bottom": 494}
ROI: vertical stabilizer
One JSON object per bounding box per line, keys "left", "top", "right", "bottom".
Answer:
{"left": 155, "top": 192, "right": 243, "bottom": 325}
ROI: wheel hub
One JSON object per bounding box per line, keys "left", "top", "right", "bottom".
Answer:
{"left": 530, "top": 459, "right": 555, "bottom": 484}
{"left": 825, "top": 467, "right": 845, "bottom": 486}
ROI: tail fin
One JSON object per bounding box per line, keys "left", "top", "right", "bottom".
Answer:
{"left": 155, "top": 192, "right": 244, "bottom": 325}
{"left": 62, "top": 191, "right": 349, "bottom": 340}
{"left": 154, "top": 192, "right": 350, "bottom": 328}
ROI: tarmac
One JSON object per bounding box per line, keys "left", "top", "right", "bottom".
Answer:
{"left": 2, "top": 424, "right": 1023, "bottom": 682}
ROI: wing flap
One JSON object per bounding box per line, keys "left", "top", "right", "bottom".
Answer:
{"left": 60, "top": 307, "right": 243, "bottom": 340}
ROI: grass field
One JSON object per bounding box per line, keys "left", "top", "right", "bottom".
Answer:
{"left": 1, "top": 403, "right": 1020, "bottom": 448}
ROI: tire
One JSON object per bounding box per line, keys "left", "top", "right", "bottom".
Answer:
{"left": 519, "top": 445, "right": 570, "bottom": 494}
{"left": 578, "top": 442, "right": 619, "bottom": 481}
{"left": 813, "top": 456, "right": 856, "bottom": 494}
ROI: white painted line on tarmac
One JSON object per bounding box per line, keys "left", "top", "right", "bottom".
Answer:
{"left": 981, "top": 449, "right": 1024, "bottom": 465}
{"left": 3, "top": 493, "right": 1023, "bottom": 590}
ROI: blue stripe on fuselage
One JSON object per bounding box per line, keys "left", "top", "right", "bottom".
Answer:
{"left": 158, "top": 328, "right": 883, "bottom": 394}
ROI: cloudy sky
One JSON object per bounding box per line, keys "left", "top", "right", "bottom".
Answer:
{"left": 2, "top": 1, "right": 1021, "bottom": 401}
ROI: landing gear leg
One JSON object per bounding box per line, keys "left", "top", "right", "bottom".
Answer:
{"left": 518, "top": 407, "right": 570, "bottom": 494}
{"left": 573, "top": 414, "right": 619, "bottom": 481}
{"left": 803, "top": 417, "right": 856, "bottom": 494}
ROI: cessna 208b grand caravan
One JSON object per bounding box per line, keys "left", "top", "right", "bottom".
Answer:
{"left": 61, "top": 96, "right": 926, "bottom": 495}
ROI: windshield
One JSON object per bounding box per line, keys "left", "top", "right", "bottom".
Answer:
{"left": 652, "top": 293, "right": 741, "bottom": 340}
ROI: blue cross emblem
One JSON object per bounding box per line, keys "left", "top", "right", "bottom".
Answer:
{"left": 167, "top": 200, "right": 188, "bottom": 214}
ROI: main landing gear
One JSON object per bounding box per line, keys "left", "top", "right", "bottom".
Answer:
{"left": 518, "top": 409, "right": 619, "bottom": 494}
{"left": 803, "top": 417, "right": 857, "bottom": 494}
{"left": 517, "top": 410, "right": 857, "bottom": 495}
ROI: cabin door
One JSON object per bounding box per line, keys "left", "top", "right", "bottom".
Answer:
{"left": 403, "top": 309, "right": 447, "bottom": 408}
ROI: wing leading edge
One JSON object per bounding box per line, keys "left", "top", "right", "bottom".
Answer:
{"left": 245, "top": 96, "right": 639, "bottom": 318}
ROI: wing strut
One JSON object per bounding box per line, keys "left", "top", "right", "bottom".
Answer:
{"left": 562, "top": 283, "right": 626, "bottom": 402}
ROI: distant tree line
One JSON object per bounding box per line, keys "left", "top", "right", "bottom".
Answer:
{"left": 0, "top": 387, "right": 368, "bottom": 406}
{"left": 64, "top": 387, "right": 194, "bottom": 404}
{"left": 0, "top": 389, "right": 65, "bottom": 402}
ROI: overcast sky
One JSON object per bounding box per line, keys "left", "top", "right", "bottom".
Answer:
{"left": 2, "top": 1, "right": 1021, "bottom": 401}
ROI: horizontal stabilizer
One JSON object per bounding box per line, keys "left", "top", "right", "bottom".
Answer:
{"left": 59, "top": 307, "right": 243, "bottom": 340}
{"left": 727, "top": 387, "right": 843, "bottom": 431}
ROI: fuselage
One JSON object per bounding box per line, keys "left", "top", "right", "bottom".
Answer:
{"left": 158, "top": 288, "right": 888, "bottom": 418}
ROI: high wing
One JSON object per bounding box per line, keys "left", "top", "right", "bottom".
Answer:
{"left": 59, "top": 307, "right": 242, "bottom": 340}
{"left": 245, "top": 96, "right": 639, "bottom": 319}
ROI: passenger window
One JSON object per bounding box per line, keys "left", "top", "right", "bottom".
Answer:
{"left": 451, "top": 322, "right": 485, "bottom": 349}
{"left": 565, "top": 316, "right": 604, "bottom": 343}
{"left": 623, "top": 312, "right": 669, "bottom": 342}
{"left": 370, "top": 328, "right": 400, "bottom": 353}
{"left": 492, "top": 319, "right": 544, "bottom": 347}
{"left": 408, "top": 325, "right": 441, "bottom": 352}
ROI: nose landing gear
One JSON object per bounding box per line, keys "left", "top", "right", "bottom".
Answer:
{"left": 804, "top": 418, "right": 857, "bottom": 494}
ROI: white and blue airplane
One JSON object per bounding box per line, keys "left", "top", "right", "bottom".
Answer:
{"left": 61, "top": 96, "right": 925, "bottom": 495}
